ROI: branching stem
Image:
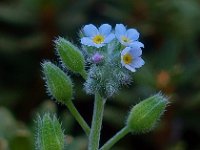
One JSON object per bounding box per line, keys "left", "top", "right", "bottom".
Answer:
{"left": 66, "top": 100, "right": 90, "bottom": 136}
{"left": 100, "top": 126, "right": 130, "bottom": 150}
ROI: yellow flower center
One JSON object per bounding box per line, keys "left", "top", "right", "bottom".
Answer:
{"left": 93, "top": 35, "right": 104, "bottom": 44}
{"left": 123, "top": 53, "right": 133, "bottom": 64}
{"left": 121, "top": 36, "right": 130, "bottom": 43}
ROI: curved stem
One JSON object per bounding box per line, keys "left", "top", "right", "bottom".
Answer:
{"left": 80, "top": 70, "right": 87, "bottom": 80}
{"left": 88, "top": 93, "right": 105, "bottom": 150}
{"left": 100, "top": 126, "right": 130, "bottom": 150}
{"left": 66, "top": 100, "right": 90, "bottom": 136}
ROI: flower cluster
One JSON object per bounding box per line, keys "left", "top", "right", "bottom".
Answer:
{"left": 41, "top": 23, "right": 168, "bottom": 150}
{"left": 81, "top": 24, "right": 145, "bottom": 97}
{"left": 81, "top": 24, "right": 144, "bottom": 72}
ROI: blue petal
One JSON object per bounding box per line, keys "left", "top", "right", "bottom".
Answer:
{"left": 130, "top": 41, "right": 144, "bottom": 48}
{"left": 81, "top": 37, "right": 94, "bottom": 46}
{"left": 115, "top": 24, "right": 126, "bottom": 39}
{"left": 121, "top": 40, "right": 130, "bottom": 46}
{"left": 104, "top": 33, "right": 115, "bottom": 43}
{"left": 121, "top": 47, "right": 131, "bottom": 56}
{"left": 126, "top": 29, "right": 139, "bottom": 41}
{"left": 93, "top": 43, "right": 105, "bottom": 48}
{"left": 130, "top": 47, "right": 142, "bottom": 57}
{"left": 83, "top": 24, "right": 98, "bottom": 37}
{"left": 124, "top": 64, "right": 136, "bottom": 72}
{"left": 131, "top": 57, "right": 145, "bottom": 68}
{"left": 99, "top": 24, "right": 112, "bottom": 36}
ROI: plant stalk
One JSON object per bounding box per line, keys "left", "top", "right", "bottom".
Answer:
{"left": 100, "top": 126, "right": 130, "bottom": 150}
{"left": 88, "top": 93, "right": 105, "bottom": 150}
{"left": 66, "top": 100, "right": 90, "bottom": 136}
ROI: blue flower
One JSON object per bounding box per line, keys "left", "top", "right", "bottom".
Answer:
{"left": 115, "top": 24, "right": 144, "bottom": 48}
{"left": 121, "top": 46, "right": 145, "bottom": 72}
{"left": 81, "top": 24, "right": 115, "bottom": 48}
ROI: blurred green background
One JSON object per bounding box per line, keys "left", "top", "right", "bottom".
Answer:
{"left": 0, "top": 0, "right": 200, "bottom": 149}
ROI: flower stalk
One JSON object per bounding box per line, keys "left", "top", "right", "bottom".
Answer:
{"left": 100, "top": 126, "right": 130, "bottom": 150}
{"left": 66, "top": 100, "right": 90, "bottom": 136}
{"left": 88, "top": 93, "right": 106, "bottom": 150}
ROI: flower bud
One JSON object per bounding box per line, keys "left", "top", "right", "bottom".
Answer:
{"left": 42, "top": 62, "right": 73, "bottom": 105}
{"left": 36, "top": 113, "right": 65, "bottom": 150}
{"left": 55, "top": 37, "right": 87, "bottom": 79}
{"left": 92, "top": 53, "right": 104, "bottom": 63}
{"left": 127, "top": 93, "right": 168, "bottom": 133}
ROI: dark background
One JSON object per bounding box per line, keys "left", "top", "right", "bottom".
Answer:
{"left": 0, "top": 0, "right": 200, "bottom": 149}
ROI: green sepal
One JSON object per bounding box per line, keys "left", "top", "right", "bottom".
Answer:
{"left": 35, "top": 113, "right": 65, "bottom": 150}
{"left": 42, "top": 61, "right": 73, "bottom": 105}
{"left": 55, "top": 37, "right": 87, "bottom": 79}
{"left": 127, "top": 93, "right": 168, "bottom": 133}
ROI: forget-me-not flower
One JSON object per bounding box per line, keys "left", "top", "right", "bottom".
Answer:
{"left": 115, "top": 24, "right": 144, "bottom": 48}
{"left": 121, "top": 46, "right": 145, "bottom": 72}
{"left": 81, "top": 24, "right": 115, "bottom": 48}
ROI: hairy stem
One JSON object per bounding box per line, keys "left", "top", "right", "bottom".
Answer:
{"left": 66, "top": 100, "right": 90, "bottom": 136}
{"left": 100, "top": 126, "right": 130, "bottom": 150}
{"left": 88, "top": 93, "right": 105, "bottom": 150}
{"left": 80, "top": 70, "right": 87, "bottom": 80}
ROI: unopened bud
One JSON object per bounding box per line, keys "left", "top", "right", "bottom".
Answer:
{"left": 36, "top": 113, "right": 65, "bottom": 150}
{"left": 42, "top": 62, "right": 73, "bottom": 105}
{"left": 55, "top": 37, "right": 87, "bottom": 79}
{"left": 127, "top": 93, "right": 168, "bottom": 133}
{"left": 92, "top": 53, "right": 104, "bottom": 63}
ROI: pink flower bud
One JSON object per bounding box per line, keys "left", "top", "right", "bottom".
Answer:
{"left": 92, "top": 53, "right": 104, "bottom": 63}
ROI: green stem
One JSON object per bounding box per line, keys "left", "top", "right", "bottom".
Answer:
{"left": 66, "top": 100, "right": 90, "bottom": 136}
{"left": 100, "top": 126, "right": 130, "bottom": 150}
{"left": 88, "top": 93, "right": 105, "bottom": 150}
{"left": 80, "top": 70, "right": 87, "bottom": 80}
